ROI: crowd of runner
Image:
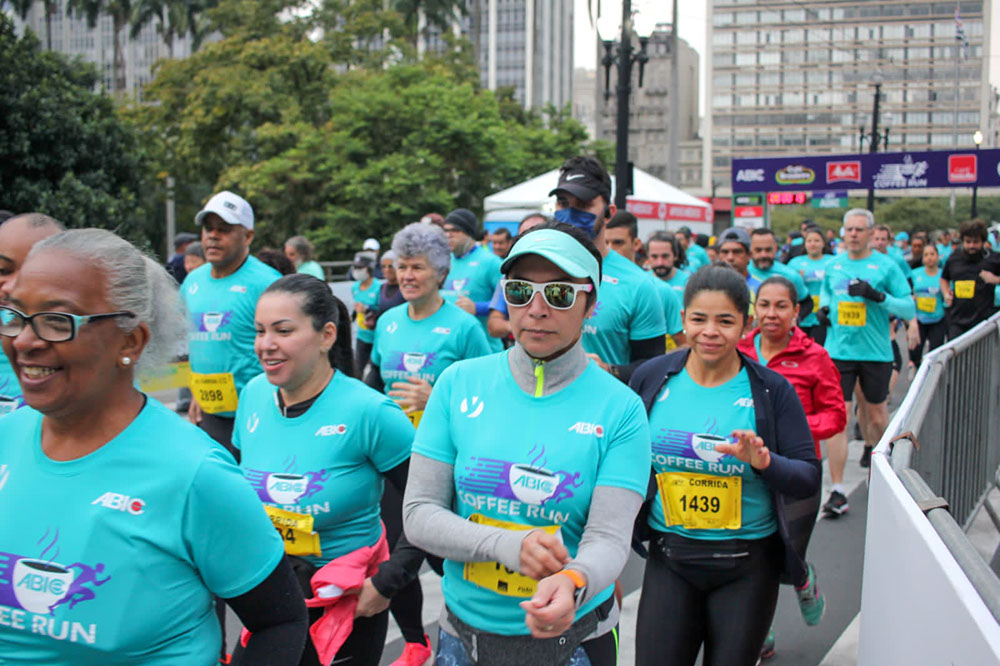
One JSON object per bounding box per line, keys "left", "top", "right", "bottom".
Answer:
{"left": 1, "top": 156, "right": 999, "bottom": 666}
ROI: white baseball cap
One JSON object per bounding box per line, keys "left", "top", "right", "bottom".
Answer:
{"left": 195, "top": 191, "right": 254, "bottom": 230}
{"left": 362, "top": 238, "right": 380, "bottom": 251}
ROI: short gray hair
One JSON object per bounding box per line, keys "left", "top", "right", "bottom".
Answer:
{"left": 30, "top": 229, "right": 187, "bottom": 376}
{"left": 843, "top": 208, "right": 875, "bottom": 228}
{"left": 285, "top": 235, "right": 315, "bottom": 261}
{"left": 391, "top": 222, "right": 451, "bottom": 279}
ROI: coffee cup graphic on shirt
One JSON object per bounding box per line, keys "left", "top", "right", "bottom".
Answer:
{"left": 13, "top": 559, "right": 75, "bottom": 614}
{"left": 202, "top": 312, "right": 225, "bottom": 332}
{"left": 402, "top": 352, "right": 427, "bottom": 374}
{"left": 267, "top": 473, "right": 309, "bottom": 504}
{"left": 508, "top": 465, "right": 559, "bottom": 505}
{"left": 690, "top": 433, "right": 729, "bottom": 464}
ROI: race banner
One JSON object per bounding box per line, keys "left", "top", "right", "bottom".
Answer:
{"left": 732, "top": 148, "right": 1000, "bottom": 193}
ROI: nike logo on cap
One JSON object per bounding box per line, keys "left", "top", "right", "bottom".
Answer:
{"left": 565, "top": 174, "right": 584, "bottom": 181}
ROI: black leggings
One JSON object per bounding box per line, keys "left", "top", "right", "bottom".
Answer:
{"left": 909, "top": 319, "right": 947, "bottom": 367}
{"left": 356, "top": 339, "right": 373, "bottom": 379}
{"left": 635, "top": 533, "right": 783, "bottom": 666}
{"left": 381, "top": 478, "right": 428, "bottom": 646}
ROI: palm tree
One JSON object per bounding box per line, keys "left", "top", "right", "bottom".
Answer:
{"left": 130, "top": 0, "right": 214, "bottom": 58}
{"left": 66, "top": 0, "right": 134, "bottom": 93}
{"left": 392, "top": 0, "right": 467, "bottom": 50}
{"left": 9, "top": 0, "right": 58, "bottom": 50}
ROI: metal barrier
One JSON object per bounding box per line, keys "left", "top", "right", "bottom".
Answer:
{"left": 883, "top": 311, "right": 1000, "bottom": 623}
{"left": 319, "top": 260, "right": 354, "bottom": 282}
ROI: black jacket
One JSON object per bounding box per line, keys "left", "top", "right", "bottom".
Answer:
{"left": 628, "top": 349, "right": 822, "bottom": 585}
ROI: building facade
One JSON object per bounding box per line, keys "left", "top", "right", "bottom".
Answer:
{"left": 466, "top": 0, "right": 573, "bottom": 109}
{"left": 706, "top": 0, "right": 997, "bottom": 194}
{"left": 5, "top": 0, "right": 196, "bottom": 99}
{"left": 596, "top": 27, "right": 702, "bottom": 190}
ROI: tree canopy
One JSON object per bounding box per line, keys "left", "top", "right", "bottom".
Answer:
{"left": 0, "top": 14, "right": 151, "bottom": 243}
{"left": 128, "top": 0, "right": 608, "bottom": 258}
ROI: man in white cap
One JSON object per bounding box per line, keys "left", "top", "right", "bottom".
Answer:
{"left": 362, "top": 237, "right": 382, "bottom": 277}
{"left": 180, "top": 191, "right": 281, "bottom": 459}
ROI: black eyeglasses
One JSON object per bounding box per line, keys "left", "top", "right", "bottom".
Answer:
{"left": 0, "top": 305, "right": 136, "bottom": 343}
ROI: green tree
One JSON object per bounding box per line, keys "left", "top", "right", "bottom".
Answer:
{"left": 9, "top": 0, "right": 58, "bottom": 50}
{"left": 130, "top": 0, "right": 217, "bottom": 57}
{"left": 0, "top": 15, "right": 152, "bottom": 244}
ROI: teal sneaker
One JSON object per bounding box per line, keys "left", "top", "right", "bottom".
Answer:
{"left": 759, "top": 626, "right": 776, "bottom": 660}
{"left": 797, "top": 563, "right": 826, "bottom": 626}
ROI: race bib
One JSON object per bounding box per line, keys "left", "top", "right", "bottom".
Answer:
{"left": 837, "top": 301, "right": 866, "bottom": 327}
{"left": 407, "top": 410, "right": 423, "bottom": 428}
{"left": 657, "top": 472, "right": 742, "bottom": 530}
{"left": 263, "top": 505, "right": 322, "bottom": 557}
{"left": 955, "top": 280, "right": 976, "bottom": 299}
{"left": 355, "top": 310, "right": 369, "bottom": 331}
{"left": 189, "top": 372, "right": 239, "bottom": 414}
{"left": 463, "top": 513, "right": 561, "bottom": 597}
{"left": 665, "top": 334, "right": 677, "bottom": 352}
{"left": 139, "top": 360, "right": 191, "bottom": 393}
{"left": 811, "top": 295, "right": 820, "bottom": 312}
{"left": 917, "top": 296, "right": 937, "bottom": 313}
{"left": 0, "top": 397, "right": 18, "bottom": 417}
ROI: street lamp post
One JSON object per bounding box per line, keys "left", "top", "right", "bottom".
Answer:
{"left": 600, "top": 1, "right": 650, "bottom": 211}
{"left": 972, "top": 129, "right": 983, "bottom": 218}
{"left": 863, "top": 82, "right": 883, "bottom": 212}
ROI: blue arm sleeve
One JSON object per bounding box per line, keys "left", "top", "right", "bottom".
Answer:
{"left": 474, "top": 301, "right": 491, "bottom": 317}
{"left": 884, "top": 263, "right": 916, "bottom": 320}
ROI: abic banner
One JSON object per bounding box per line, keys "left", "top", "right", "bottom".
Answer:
{"left": 731, "top": 148, "right": 1000, "bottom": 193}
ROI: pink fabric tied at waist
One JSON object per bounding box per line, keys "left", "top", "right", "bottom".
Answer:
{"left": 239, "top": 528, "right": 390, "bottom": 665}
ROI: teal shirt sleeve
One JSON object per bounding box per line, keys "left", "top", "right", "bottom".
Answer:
{"left": 884, "top": 262, "right": 916, "bottom": 320}
{"left": 594, "top": 394, "right": 651, "bottom": 495}
{"left": 370, "top": 321, "right": 383, "bottom": 367}
{"left": 412, "top": 365, "right": 457, "bottom": 464}
{"left": 659, "top": 283, "right": 683, "bottom": 336}
{"left": 788, "top": 270, "right": 809, "bottom": 303}
{"left": 365, "top": 397, "right": 415, "bottom": 472}
{"left": 463, "top": 317, "right": 493, "bottom": 358}
{"left": 631, "top": 278, "right": 668, "bottom": 340}
{"left": 182, "top": 448, "right": 285, "bottom": 599}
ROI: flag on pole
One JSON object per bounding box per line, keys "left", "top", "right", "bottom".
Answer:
{"left": 956, "top": 3, "right": 969, "bottom": 59}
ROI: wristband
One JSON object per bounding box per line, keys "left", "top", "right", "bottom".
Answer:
{"left": 555, "top": 569, "right": 586, "bottom": 588}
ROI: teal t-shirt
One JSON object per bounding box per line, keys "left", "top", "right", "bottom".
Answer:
{"left": 749, "top": 261, "right": 809, "bottom": 305}
{"left": 0, "top": 399, "right": 283, "bottom": 665}
{"left": 412, "top": 353, "right": 651, "bottom": 634}
{"left": 684, "top": 243, "right": 710, "bottom": 272}
{"left": 233, "top": 372, "right": 412, "bottom": 566}
{"left": 653, "top": 278, "right": 684, "bottom": 337}
{"left": 444, "top": 245, "right": 503, "bottom": 352}
{"left": 647, "top": 367, "right": 776, "bottom": 540}
{"left": 787, "top": 254, "right": 833, "bottom": 327}
{"left": 583, "top": 250, "right": 666, "bottom": 366}
{"left": 911, "top": 266, "right": 945, "bottom": 323}
{"left": 0, "top": 353, "right": 23, "bottom": 417}
{"left": 351, "top": 279, "right": 382, "bottom": 344}
{"left": 884, "top": 248, "right": 912, "bottom": 276}
{"left": 180, "top": 257, "right": 281, "bottom": 417}
{"left": 663, "top": 268, "right": 690, "bottom": 298}
{"left": 821, "top": 252, "right": 914, "bottom": 362}
{"left": 937, "top": 244, "right": 953, "bottom": 264}
{"left": 297, "top": 260, "right": 325, "bottom": 280}
{"left": 371, "top": 301, "right": 492, "bottom": 390}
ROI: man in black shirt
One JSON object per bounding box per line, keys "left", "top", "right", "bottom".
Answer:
{"left": 941, "top": 219, "right": 1000, "bottom": 338}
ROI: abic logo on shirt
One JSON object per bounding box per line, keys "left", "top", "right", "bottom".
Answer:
{"left": 0, "top": 531, "right": 110, "bottom": 645}
{"left": 91, "top": 492, "right": 146, "bottom": 515}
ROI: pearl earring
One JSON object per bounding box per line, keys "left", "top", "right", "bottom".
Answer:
{"left": 121, "top": 357, "right": 132, "bottom": 366}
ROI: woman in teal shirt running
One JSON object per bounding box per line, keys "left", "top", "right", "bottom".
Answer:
{"left": 0, "top": 229, "right": 306, "bottom": 665}
{"left": 234, "top": 274, "right": 422, "bottom": 666}
{"left": 910, "top": 244, "right": 947, "bottom": 367}
{"left": 787, "top": 227, "right": 832, "bottom": 345}
{"left": 404, "top": 223, "right": 651, "bottom": 666}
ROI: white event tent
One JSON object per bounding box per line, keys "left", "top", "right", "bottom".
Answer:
{"left": 483, "top": 167, "right": 713, "bottom": 237}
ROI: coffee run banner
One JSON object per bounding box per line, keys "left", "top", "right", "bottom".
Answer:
{"left": 731, "top": 148, "right": 1000, "bottom": 193}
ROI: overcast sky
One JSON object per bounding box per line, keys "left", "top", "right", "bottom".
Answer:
{"left": 574, "top": 0, "right": 708, "bottom": 112}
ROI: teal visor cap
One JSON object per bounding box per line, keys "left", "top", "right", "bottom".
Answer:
{"left": 501, "top": 228, "right": 601, "bottom": 298}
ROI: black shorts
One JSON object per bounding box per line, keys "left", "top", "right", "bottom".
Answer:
{"left": 833, "top": 359, "right": 893, "bottom": 404}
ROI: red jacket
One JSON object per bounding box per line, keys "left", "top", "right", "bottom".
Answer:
{"left": 739, "top": 327, "right": 846, "bottom": 456}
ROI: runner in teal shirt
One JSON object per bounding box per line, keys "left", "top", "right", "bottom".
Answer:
{"left": 0, "top": 354, "right": 21, "bottom": 416}
{"left": 583, "top": 249, "right": 666, "bottom": 367}
{"left": 441, "top": 209, "right": 504, "bottom": 352}
{"left": 350, "top": 254, "right": 382, "bottom": 375}
{"left": 404, "top": 225, "right": 650, "bottom": 658}
{"left": 368, "top": 222, "right": 492, "bottom": 428}
{"left": 749, "top": 228, "right": 812, "bottom": 319}
{"left": 787, "top": 229, "right": 833, "bottom": 337}
{"left": 647, "top": 367, "right": 776, "bottom": 540}
{"left": 653, "top": 278, "right": 684, "bottom": 349}
{"left": 911, "top": 264, "right": 945, "bottom": 323}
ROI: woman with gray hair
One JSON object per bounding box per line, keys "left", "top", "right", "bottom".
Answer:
{"left": 0, "top": 229, "right": 307, "bottom": 664}
{"left": 285, "top": 235, "right": 325, "bottom": 280}
{"left": 364, "top": 222, "right": 492, "bottom": 665}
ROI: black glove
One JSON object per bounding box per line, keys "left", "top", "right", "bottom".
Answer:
{"left": 816, "top": 306, "right": 832, "bottom": 327}
{"left": 847, "top": 279, "right": 886, "bottom": 303}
